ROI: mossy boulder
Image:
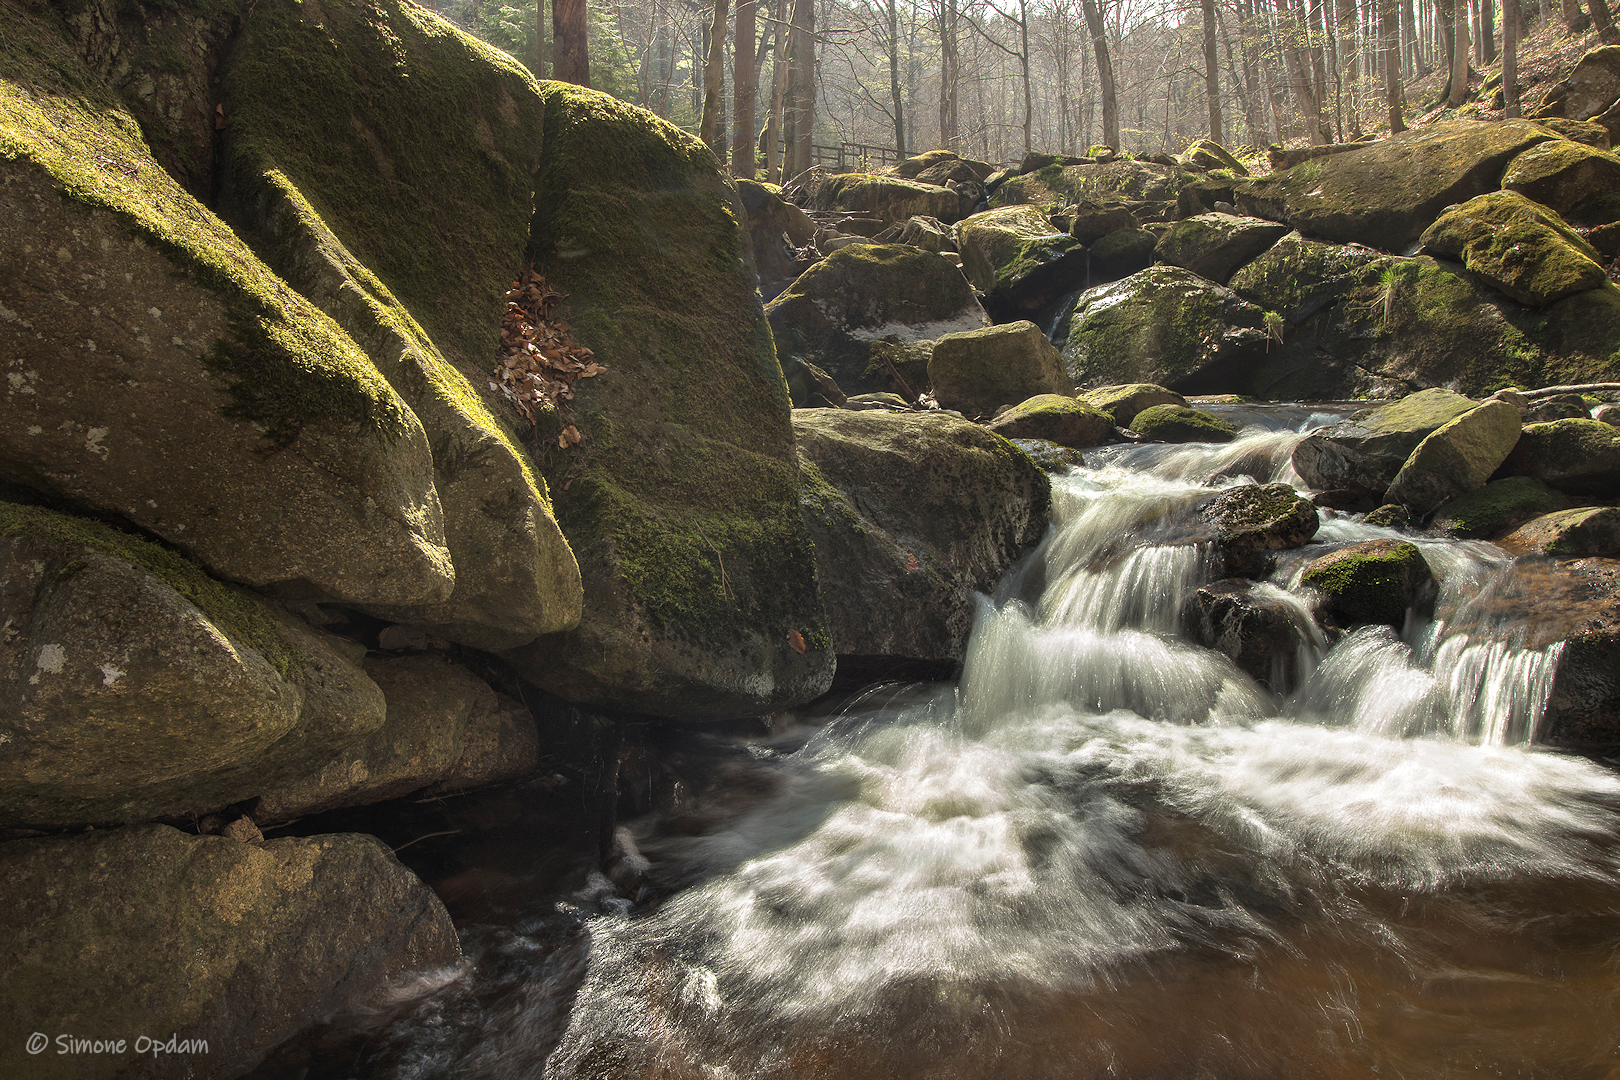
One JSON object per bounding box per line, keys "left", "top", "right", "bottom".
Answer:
{"left": 0, "top": 502, "right": 396, "bottom": 830}
{"left": 1292, "top": 388, "right": 1479, "bottom": 498}
{"left": 890, "top": 149, "right": 994, "bottom": 182}
{"left": 1155, "top": 213, "right": 1290, "bottom": 284}
{"left": 1300, "top": 539, "right": 1434, "bottom": 628}
{"left": 1227, "top": 230, "right": 1386, "bottom": 324}
{"left": 984, "top": 394, "right": 1112, "bottom": 447}
{"left": 1182, "top": 579, "right": 1318, "bottom": 692}
{"left": 1383, "top": 399, "right": 1524, "bottom": 515}
{"left": 1495, "top": 417, "right": 1620, "bottom": 497}
{"left": 1428, "top": 475, "right": 1571, "bottom": 537}
{"left": 1502, "top": 139, "right": 1620, "bottom": 225}
{"left": 1057, "top": 267, "right": 1269, "bottom": 392}
{"left": 1180, "top": 139, "right": 1249, "bottom": 176}
{"left": 1078, "top": 383, "right": 1187, "bottom": 427}
{"left": 875, "top": 214, "right": 955, "bottom": 253}
{"left": 807, "top": 172, "right": 964, "bottom": 224}
{"left": 1504, "top": 506, "right": 1620, "bottom": 556}
{"left": 992, "top": 159, "right": 1190, "bottom": 210}
{"left": 1234, "top": 120, "right": 1554, "bottom": 250}
{"left": 502, "top": 85, "right": 833, "bottom": 721}
{"left": 1532, "top": 118, "right": 1612, "bottom": 148}
{"left": 928, "top": 321, "right": 1075, "bottom": 417}
{"left": 767, "top": 243, "right": 987, "bottom": 396}
{"left": 956, "top": 204, "right": 1089, "bottom": 316}
{"left": 794, "top": 411, "right": 1050, "bottom": 667}
{"left": 1418, "top": 191, "right": 1606, "bottom": 307}
{"left": 254, "top": 654, "right": 537, "bottom": 822}
{"left": 1068, "top": 199, "right": 1141, "bottom": 242}
{"left": 1, "top": 22, "right": 455, "bottom": 607}
{"left": 1086, "top": 225, "right": 1159, "bottom": 283}
{"left": 1202, "top": 483, "right": 1320, "bottom": 577}
{"left": 735, "top": 177, "right": 820, "bottom": 300}
{"left": 0, "top": 823, "right": 458, "bottom": 1080}
{"left": 1131, "top": 403, "right": 1242, "bottom": 443}
{"left": 1534, "top": 45, "right": 1620, "bottom": 128}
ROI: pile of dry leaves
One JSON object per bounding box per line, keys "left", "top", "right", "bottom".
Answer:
{"left": 492, "top": 264, "right": 605, "bottom": 445}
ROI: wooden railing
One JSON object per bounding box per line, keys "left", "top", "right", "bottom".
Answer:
{"left": 810, "top": 142, "right": 905, "bottom": 172}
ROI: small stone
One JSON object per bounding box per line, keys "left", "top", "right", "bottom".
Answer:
{"left": 221, "top": 816, "right": 263, "bottom": 844}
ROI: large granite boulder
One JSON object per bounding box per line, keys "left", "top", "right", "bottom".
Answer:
{"left": 794, "top": 411, "right": 1049, "bottom": 669}
{"left": 0, "top": 503, "right": 388, "bottom": 830}
{"left": 220, "top": 0, "right": 582, "bottom": 648}
{"left": 807, "top": 172, "right": 963, "bottom": 224}
{"left": 502, "top": 85, "right": 834, "bottom": 720}
{"left": 984, "top": 395, "right": 1112, "bottom": 447}
{"left": 1227, "top": 230, "right": 1386, "bottom": 324}
{"left": 992, "top": 159, "right": 1190, "bottom": 208}
{"left": 1234, "top": 120, "right": 1555, "bottom": 250}
{"left": 767, "top": 244, "right": 987, "bottom": 396}
{"left": 1533, "top": 45, "right": 1620, "bottom": 132}
{"left": 0, "top": 26, "right": 453, "bottom": 608}
{"left": 735, "top": 178, "right": 820, "bottom": 300}
{"left": 1300, "top": 539, "right": 1434, "bottom": 628}
{"left": 1428, "top": 475, "right": 1571, "bottom": 538}
{"left": 1504, "top": 507, "right": 1620, "bottom": 556}
{"left": 1383, "top": 400, "right": 1524, "bottom": 515}
{"left": 1495, "top": 418, "right": 1620, "bottom": 497}
{"left": 1077, "top": 383, "right": 1187, "bottom": 427}
{"left": 956, "top": 205, "right": 1088, "bottom": 317}
{"left": 1501, "top": 139, "right": 1620, "bottom": 225}
{"left": 928, "top": 321, "right": 1075, "bottom": 417}
{"left": 1057, "top": 267, "right": 1270, "bottom": 392}
{"left": 1154, "top": 213, "right": 1290, "bottom": 284}
{"left": 1131, "top": 404, "right": 1241, "bottom": 443}
{"left": 1180, "top": 139, "right": 1249, "bottom": 175}
{"left": 1418, "top": 191, "right": 1607, "bottom": 307}
{"left": 0, "top": 824, "right": 458, "bottom": 1080}
{"left": 1291, "top": 389, "right": 1479, "bottom": 499}
{"left": 1202, "top": 483, "right": 1320, "bottom": 577}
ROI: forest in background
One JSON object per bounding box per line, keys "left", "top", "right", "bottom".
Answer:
{"left": 418, "top": 0, "right": 1619, "bottom": 175}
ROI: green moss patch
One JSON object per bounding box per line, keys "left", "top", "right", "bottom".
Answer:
{"left": 1420, "top": 190, "right": 1605, "bottom": 307}
{"left": 1131, "top": 404, "right": 1240, "bottom": 443}
{"left": 1301, "top": 539, "right": 1431, "bottom": 627}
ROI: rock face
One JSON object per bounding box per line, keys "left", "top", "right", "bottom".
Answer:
{"left": 1291, "top": 389, "right": 1479, "bottom": 499}
{"left": 794, "top": 411, "right": 1050, "bottom": 668}
{"left": 1235, "top": 120, "right": 1554, "bottom": 250}
{"left": 1058, "top": 267, "right": 1269, "bottom": 392}
{"left": 1154, "top": 213, "right": 1290, "bottom": 284}
{"left": 1383, "top": 400, "right": 1524, "bottom": 515}
{"left": 957, "top": 205, "right": 1088, "bottom": 316}
{"left": 0, "top": 824, "right": 459, "bottom": 1080}
{"left": 928, "top": 321, "right": 1075, "bottom": 417}
{"left": 1501, "top": 139, "right": 1620, "bottom": 225}
{"left": 985, "top": 395, "right": 1112, "bottom": 447}
{"left": 735, "top": 178, "right": 820, "bottom": 300}
{"left": 767, "top": 244, "right": 988, "bottom": 397}
{"left": 1202, "top": 484, "right": 1321, "bottom": 577}
{"left": 1300, "top": 539, "right": 1434, "bottom": 628}
{"left": 1428, "top": 476, "right": 1571, "bottom": 537}
{"left": 0, "top": 503, "right": 387, "bottom": 830}
{"left": 1505, "top": 507, "right": 1620, "bottom": 556}
{"left": 1496, "top": 418, "right": 1620, "bottom": 497}
{"left": 504, "top": 85, "right": 834, "bottom": 720}
{"left": 1418, "top": 191, "right": 1607, "bottom": 307}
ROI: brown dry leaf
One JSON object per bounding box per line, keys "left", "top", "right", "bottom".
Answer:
{"left": 787, "top": 629, "right": 806, "bottom": 655}
{"left": 557, "top": 424, "right": 582, "bottom": 448}
{"left": 492, "top": 263, "right": 605, "bottom": 427}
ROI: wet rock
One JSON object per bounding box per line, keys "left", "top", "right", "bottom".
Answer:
{"left": 1524, "top": 556, "right": 1620, "bottom": 750}
{"left": 1154, "top": 213, "right": 1290, "bottom": 284}
{"left": 1068, "top": 199, "right": 1141, "bottom": 242}
{"left": 985, "top": 395, "right": 1112, "bottom": 447}
{"left": 1300, "top": 539, "right": 1435, "bottom": 628}
{"left": 1496, "top": 418, "right": 1620, "bottom": 498}
{"left": 735, "top": 178, "right": 820, "bottom": 300}
{"left": 846, "top": 392, "right": 912, "bottom": 410}
{"left": 1363, "top": 504, "right": 1411, "bottom": 529}
{"left": 0, "top": 823, "right": 458, "bottom": 1080}
{"left": 957, "top": 205, "right": 1088, "bottom": 316}
{"left": 1596, "top": 403, "right": 1620, "bottom": 426}
{"left": 929, "top": 322, "right": 1075, "bottom": 418}
{"left": 1503, "top": 507, "right": 1620, "bottom": 556}
{"left": 1291, "top": 388, "right": 1479, "bottom": 499}
{"left": 1384, "top": 400, "right": 1524, "bottom": 515}
{"left": 767, "top": 244, "right": 987, "bottom": 397}
{"left": 1131, "top": 404, "right": 1241, "bottom": 444}
{"left": 1011, "top": 439, "right": 1088, "bottom": 472}
{"left": 1182, "top": 579, "right": 1319, "bottom": 693}
{"left": 1077, "top": 383, "right": 1187, "bottom": 428}
{"left": 1524, "top": 396, "right": 1592, "bottom": 423}
{"left": 1084, "top": 226, "right": 1159, "bottom": 283}
{"left": 794, "top": 411, "right": 1049, "bottom": 667}
{"left": 1203, "top": 483, "right": 1321, "bottom": 577}
{"left": 1501, "top": 139, "right": 1620, "bottom": 226}
{"left": 1418, "top": 191, "right": 1606, "bottom": 307}
{"left": 1428, "top": 476, "right": 1572, "bottom": 538}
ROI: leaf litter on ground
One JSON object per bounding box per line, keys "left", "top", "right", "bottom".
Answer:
{"left": 492, "top": 264, "right": 604, "bottom": 443}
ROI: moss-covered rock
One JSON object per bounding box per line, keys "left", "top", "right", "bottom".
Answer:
{"left": 984, "top": 394, "right": 1112, "bottom": 447}
{"left": 1496, "top": 417, "right": 1620, "bottom": 497}
{"left": 992, "top": 159, "right": 1192, "bottom": 210}
{"left": 767, "top": 243, "right": 987, "bottom": 396}
{"left": 1202, "top": 483, "right": 1320, "bottom": 576}
{"left": 1428, "top": 475, "right": 1571, "bottom": 537}
{"left": 1155, "top": 213, "right": 1290, "bottom": 284}
{"left": 0, "top": 823, "right": 457, "bottom": 1080}
{"left": 1292, "top": 388, "right": 1479, "bottom": 498}
{"left": 735, "top": 177, "right": 820, "bottom": 300}
{"left": 0, "top": 502, "right": 390, "bottom": 829}
{"left": 890, "top": 149, "right": 994, "bottom": 182}
{"left": 1131, "top": 403, "right": 1242, "bottom": 443}
{"left": 1180, "top": 139, "right": 1249, "bottom": 175}
{"left": 1418, "top": 191, "right": 1606, "bottom": 307}
{"left": 1068, "top": 199, "right": 1141, "bottom": 242}
{"left": 876, "top": 214, "right": 955, "bottom": 253}
{"left": 1233, "top": 120, "right": 1554, "bottom": 250}
{"left": 1532, "top": 118, "right": 1612, "bottom": 149}
{"left": 1086, "top": 225, "right": 1159, "bottom": 283}
{"left": 1300, "top": 539, "right": 1434, "bottom": 628}
{"left": 501, "top": 85, "right": 834, "bottom": 720}
{"left": 1533, "top": 45, "right": 1620, "bottom": 128}
{"left": 1057, "top": 267, "right": 1269, "bottom": 392}
{"left": 794, "top": 411, "right": 1049, "bottom": 666}
{"left": 929, "top": 321, "right": 1075, "bottom": 417}
{"left": 0, "top": 12, "right": 455, "bottom": 606}
{"left": 1502, "top": 140, "right": 1620, "bottom": 226}
{"left": 956, "top": 204, "right": 1088, "bottom": 316}
{"left": 1383, "top": 399, "right": 1524, "bottom": 514}
{"left": 1182, "top": 579, "right": 1318, "bottom": 692}
{"left": 1504, "top": 506, "right": 1620, "bottom": 556}
{"left": 1227, "top": 230, "right": 1386, "bottom": 324}
{"left": 1077, "top": 383, "right": 1186, "bottom": 427}
{"left": 808, "top": 171, "right": 964, "bottom": 224}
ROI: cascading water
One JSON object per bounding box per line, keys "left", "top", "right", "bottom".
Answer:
{"left": 342, "top": 408, "right": 1620, "bottom": 1080}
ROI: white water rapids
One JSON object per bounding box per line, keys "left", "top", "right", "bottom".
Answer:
{"left": 352, "top": 410, "right": 1620, "bottom": 1080}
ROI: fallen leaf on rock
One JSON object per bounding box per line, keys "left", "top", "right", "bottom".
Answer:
{"left": 787, "top": 629, "right": 806, "bottom": 654}
{"left": 492, "top": 263, "right": 604, "bottom": 427}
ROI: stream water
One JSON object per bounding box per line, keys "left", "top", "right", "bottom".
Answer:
{"left": 309, "top": 407, "right": 1620, "bottom": 1080}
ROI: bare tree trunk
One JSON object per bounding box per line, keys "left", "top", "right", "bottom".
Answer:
{"left": 1081, "top": 0, "right": 1118, "bottom": 148}
{"left": 784, "top": 0, "right": 815, "bottom": 180}
{"left": 732, "top": 0, "right": 757, "bottom": 176}
{"left": 1480, "top": 0, "right": 1498, "bottom": 61}
{"left": 889, "top": 0, "right": 907, "bottom": 154}
{"left": 1562, "top": 0, "right": 1589, "bottom": 33}
{"left": 553, "top": 0, "right": 590, "bottom": 86}
{"left": 535, "top": 0, "right": 547, "bottom": 77}
{"left": 1018, "top": 0, "right": 1033, "bottom": 152}
{"left": 1503, "top": 0, "right": 1521, "bottom": 116}
{"left": 700, "top": 0, "right": 728, "bottom": 149}
{"left": 1449, "top": 0, "right": 1469, "bottom": 106}
{"left": 1384, "top": 0, "right": 1407, "bottom": 130}
{"left": 1229, "top": 0, "right": 1267, "bottom": 142}
{"left": 1203, "top": 0, "right": 1224, "bottom": 140}
{"left": 1587, "top": 0, "right": 1620, "bottom": 42}
{"left": 938, "top": 0, "right": 959, "bottom": 149}
{"left": 1338, "top": 0, "right": 1362, "bottom": 136}
{"left": 765, "top": 0, "right": 788, "bottom": 181}
{"left": 1279, "top": 0, "right": 1328, "bottom": 143}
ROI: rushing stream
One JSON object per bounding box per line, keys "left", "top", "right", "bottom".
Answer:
{"left": 311, "top": 407, "right": 1620, "bottom": 1080}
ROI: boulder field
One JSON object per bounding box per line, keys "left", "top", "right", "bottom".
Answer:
{"left": 6, "top": 0, "right": 1620, "bottom": 1071}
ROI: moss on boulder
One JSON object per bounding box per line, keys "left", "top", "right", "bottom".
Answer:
{"left": 1078, "top": 383, "right": 1187, "bottom": 427}
{"left": 992, "top": 159, "right": 1191, "bottom": 210}
{"left": 1155, "top": 213, "right": 1290, "bottom": 284}
{"left": 502, "top": 84, "right": 833, "bottom": 720}
{"left": 1202, "top": 483, "right": 1320, "bottom": 576}
{"left": 1496, "top": 417, "right": 1620, "bottom": 497}
{"left": 808, "top": 172, "right": 963, "bottom": 224}
{"left": 956, "top": 205, "right": 1088, "bottom": 316}
{"left": 929, "top": 321, "right": 1075, "bottom": 417}
{"left": 1502, "top": 139, "right": 1620, "bottom": 225}
{"left": 1301, "top": 539, "right": 1434, "bottom": 628}
{"left": 736, "top": 177, "right": 820, "bottom": 299}
{"left": 1292, "top": 388, "right": 1479, "bottom": 497}
{"left": 1131, "top": 404, "right": 1242, "bottom": 443}
{"left": 1419, "top": 191, "right": 1606, "bottom": 307}
{"left": 984, "top": 394, "right": 1112, "bottom": 447}
{"left": 1227, "top": 231, "right": 1386, "bottom": 324}
{"left": 1505, "top": 506, "right": 1620, "bottom": 556}
{"left": 1181, "top": 139, "right": 1249, "bottom": 175}
{"left": 1428, "top": 475, "right": 1571, "bottom": 537}
{"left": 1384, "top": 399, "right": 1524, "bottom": 514}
